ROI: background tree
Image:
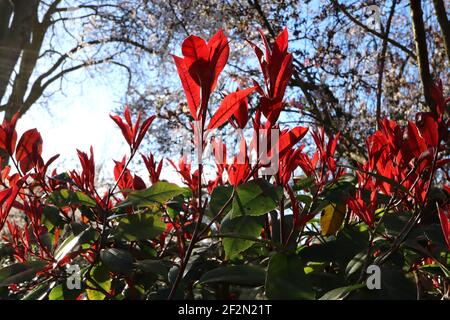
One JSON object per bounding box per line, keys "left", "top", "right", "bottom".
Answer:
{"left": 0, "top": 0, "right": 190, "bottom": 163}
{"left": 125, "top": 0, "right": 449, "bottom": 162}
{"left": 0, "top": 0, "right": 448, "bottom": 165}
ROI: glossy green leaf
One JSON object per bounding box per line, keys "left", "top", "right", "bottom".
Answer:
{"left": 221, "top": 215, "right": 263, "bottom": 259}
{"left": 345, "top": 251, "right": 367, "bottom": 278}
{"left": 0, "top": 261, "right": 48, "bottom": 287}
{"left": 113, "top": 212, "right": 166, "bottom": 241}
{"left": 49, "top": 189, "right": 97, "bottom": 207}
{"left": 135, "top": 260, "right": 170, "bottom": 279}
{"left": 49, "top": 283, "right": 83, "bottom": 300}
{"left": 119, "top": 182, "right": 188, "bottom": 208}
{"left": 208, "top": 185, "right": 233, "bottom": 217}
{"left": 100, "top": 248, "right": 134, "bottom": 275}
{"left": 54, "top": 228, "right": 91, "bottom": 263}
{"left": 319, "top": 283, "right": 366, "bottom": 300}
{"left": 232, "top": 179, "right": 281, "bottom": 218}
{"left": 200, "top": 265, "right": 265, "bottom": 286}
{"left": 86, "top": 264, "right": 111, "bottom": 300}
{"left": 21, "top": 283, "right": 51, "bottom": 300}
{"left": 266, "top": 253, "right": 315, "bottom": 300}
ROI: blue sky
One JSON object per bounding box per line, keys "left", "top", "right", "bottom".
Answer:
{"left": 14, "top": 74, "right": 182, "bottom": 184}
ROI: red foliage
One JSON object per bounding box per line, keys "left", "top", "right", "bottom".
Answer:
{"left": 0, "top": 26, "right": 448, "bottom": 301}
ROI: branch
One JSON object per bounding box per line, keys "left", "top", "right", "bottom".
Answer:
{"left": 376, "top": 0, "right": 397, "bottom": 125}
{"left": 22, "top": 55, "right": 119, "bottom": 113}
{"left": 333, "top": 0, "right": 417, "bottom": 59}
{"left": 433, "top": 0, "right": 450, "bottom": 62}
{"left": 247, "top": 0, "right": 276, "bottom": 37}
{"left": 409, "top": 0, "right": 434, "bottom": 108}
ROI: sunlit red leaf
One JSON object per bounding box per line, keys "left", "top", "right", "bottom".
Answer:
{"left": 172, "top": 55, "right": 201, "bottom": 119}
{"left": 273, "top": 53, "right": 293, "bottom": 98}
{"left": 0, "top": 113, "right": 19, "bottom": 155}
{"left": 416, "top": 112, "right": 439, "bottom": 148}
{"left": 208, "top": 86, "right": 256, "bottom": 130}
{"left": 15, "top": 129, "right": 43, "bottom": 173}
{"left": 110, "top": 114, "right": 133, "bottom": 146}
{"left": 233, "top": 92, "right": 249, "bottom": 129}
{"left": 207, "top": 29, "right": 230, "bottom": 92}
{"left": 278, "top": 126, "right": 308, "bottom": 157}
{"left": 406, "top": 121, "right": 427, "bottom": 158}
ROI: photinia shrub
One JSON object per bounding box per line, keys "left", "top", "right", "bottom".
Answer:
{"left": 0, "top": 27, "right": 449, "bottom": 300}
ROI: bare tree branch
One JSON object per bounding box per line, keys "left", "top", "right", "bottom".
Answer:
{"left": 376, "top": 0, "right": 397, "bottom": 125}
{"left": 433, "top": 0, "right": 450, "bottom": 62}
{"left": 409, "top": 0, "right": 434, "bottom": 108}
{"left": 333, "top": 0, "right": 417, "bottom": 59}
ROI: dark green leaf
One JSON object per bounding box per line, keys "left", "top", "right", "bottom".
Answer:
{"left": 232, "top": 179, "right": 281, "bottom": 218}
{"left": 119, "top": 182, "right": 188, "bottom": 208}
{"left": 345, "top": 251, "right": 367, "bottom": 278}
{"left": 0, "top": 261, "right": 48, "bottom": 287}
{"left": 266, "top": 253, "right": 315, "bottom": 300}
{"left": 22, "top": 283, "right": 51, "bottom": 300}
{"left": 51, "top": 172, "right": 73, "bottom": 184}
{"left": 49, "top": 189, "right": 97, "bottom": 207}
{"left": 100, "top": 248, "right": 134, "bottom": 275}
{"left": 113, "top": 212, "right": 166, "bottom": 241}
{"left": 41, "top": 206, "right": 65, "bottom": 231}
{"left": 208, "top": 185, "right": 233, "bottom": 218}
{"left": 200, "top": 265, "right": 265, "bottom": 286}
{"left": 221, "top": 214, "right": 263, "bottom": 259}
{"left": 135, "top": 260, "right": 169, "bottom": 278}
{"left": 293, "top": 176, "right": 315, "bottom": 191}
{"left": 319, "top": 283, "right": 365, "bottom": 300}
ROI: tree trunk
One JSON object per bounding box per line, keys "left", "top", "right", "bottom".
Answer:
{"left": 409, "top": 0, "right": 434, "bottom": 109}
{"left": 433, "top": 0, "right": 450, "bottom": 63}
{"left": 0, "top": 0, "right": 39, "bottom": 104}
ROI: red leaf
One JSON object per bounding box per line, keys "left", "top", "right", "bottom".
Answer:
{"left": 327, "top": 131, "right": 340, "bottom": 158}
{"left": 233, "top": 91, "right": 249, "bottom": 129}
{"left": 247, "top": 39, "right": 268, "bottom": 82}
{"left": 273, "top": 27, "right": 289, "bottom": 58}
{"left": 182, "top": 35, "right": 209, "bottom": 69}
{"left": 15, "top": 129, "right": 43, "bottom": 173}
{"left": 208, "top": 86, "right": 256, "bottom": 130}
{"left": 278, "top": 126, "right": 308, "bottom": 157}
{"left": 175, "top": 31, "right": 229, "bottom": 122}
{"left": 0, "top": 186, "right": 20, "bottom": 230}
{"left": 182, "top": 35, "right": 210, "bottom": 86}
{"left": 430, "top": 79, "right": 446, "bottom": 117}
{"left": 39, "top": 154, "right": 60, "bottom": 177}
{"left": 110, "top": 114, "right": 133, "bottom": 146}
{"left": 269, "top": 27, "right": 289, "bottom": 93}
{"left": 406, "top": 121, "right": 427, "bottom": 158}
{"left": 135, "top": 115, "right": 156, "bottom": 149}
{"left": 416, "top": 112, "right": 439, "bottom": 148}
{"left": 172, "top": 55, "right": 201, "bottom": 119}
{"left": 133, "top": 175, "right": 146, "bottom": 190}
{"left": 124, "top": 105, "right": 132, "bottom": 127}
{"left": 0, "top": 113, "right": 19, "bottom": 155}
{"left": 207, "top": 29, "right": 230, "bottom": 91}
{"left": 258, "top": 29, "right": 271, "bottom": 64}
{"left": 260, "top": 97, "right": 284, "bottom": 125}
{"left": 273, "top": 53, "right": 293, "bottom": 98}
